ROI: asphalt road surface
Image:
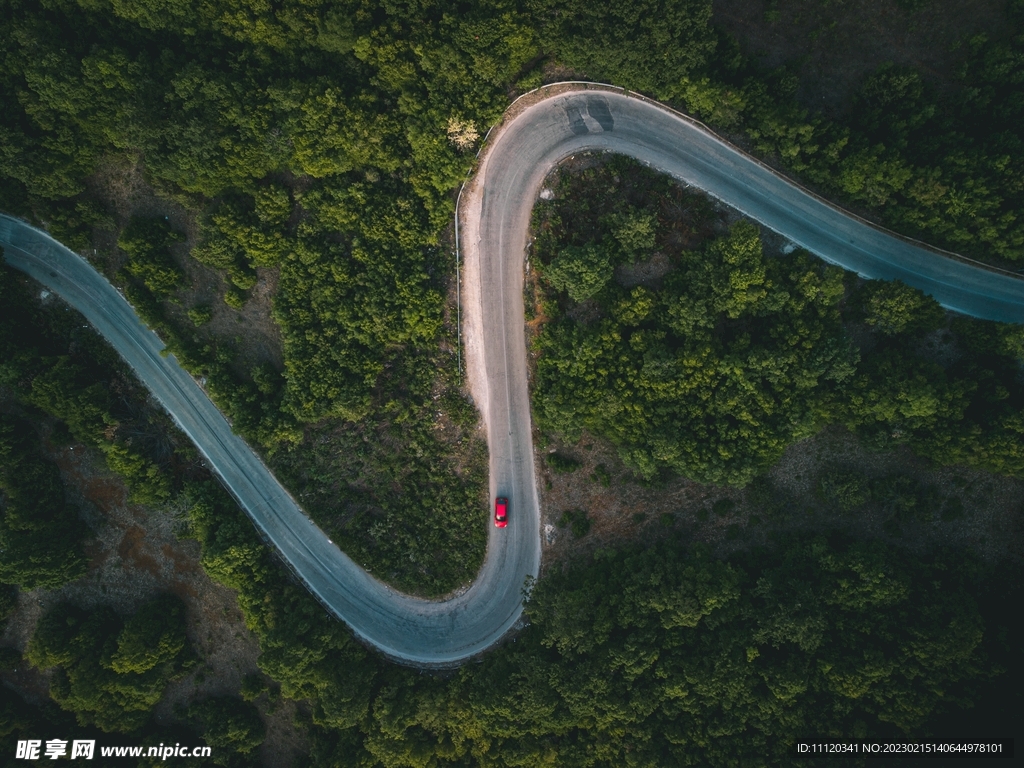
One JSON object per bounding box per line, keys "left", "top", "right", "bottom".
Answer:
{"left": 3, "top": 87, "right": 1022, "bottom": 666}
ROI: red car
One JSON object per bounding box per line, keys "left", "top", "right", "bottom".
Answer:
{"left": 494, "top": 497, "right": 508, "bottom": 528}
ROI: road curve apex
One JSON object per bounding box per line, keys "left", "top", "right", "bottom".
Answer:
{"left": 468, "top": 85, "right": 1024, "bottom": 323}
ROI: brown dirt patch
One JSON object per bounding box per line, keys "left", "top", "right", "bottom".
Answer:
{"left": 615, "top": 252, "right": 674, "bottom": 288}
{"left": 536, "top": 432, "right": 712, "bottom": 571}
{"left": 192, "top": 264, "right": 285, "bottom": 376}
{"left": 85, "top": 155, "right": 200, "bottom": 278}
{"left": 539, "top": 423, "right": 1024, "bottom": 574}
{"left": 761, "top": 424, "right": 1024, "bottom": 561}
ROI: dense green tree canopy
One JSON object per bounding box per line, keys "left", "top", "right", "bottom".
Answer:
{"left": 117, "top": 216, "right": 185, "bottom": 299}
{"left": 534, "top": 216, "right": 856, "bottom": 485}
{"left": 857, "top": 278, "right": 946, "bottom": 337}
{"left": 334, "top": 538, "right": 1007, "bottom": 767}
{"left": 681, "top": 2, "right": 1024, "bottom": 264}
{"left": 187, "top": 696, "right": 266, "bottom": 763}
{"left": 26, "top": 596, "right": 196, "bottom": 733}
{"left": 175, "top": 477, "right": 1016, "bottom": 768}
{"left": 0, "top": 0, "right": 722, "bottom": 431}
{"left": 110, "top": 596, "right": 192, "bottom": 676}
{"left": 0, "top": 414, "right": 88, "bottom": 590}
{"left": 0, "top": 2, "right": 1022, "bottom": 764}
{"left": 540, "top": 244, "right": 614, "bottom": 303}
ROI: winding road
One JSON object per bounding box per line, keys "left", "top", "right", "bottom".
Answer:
{"left": 3, "top": 85, "right": 1023, "bottom": 666}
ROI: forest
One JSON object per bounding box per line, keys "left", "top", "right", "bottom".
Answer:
{"left": 530, "top": 156, "right": 1024, "bottom": 486}
{"left": 1, "top": 0, "right": 1023, "bottom": 764}
{"left": 2, "top": 0, "right": 1023, "bottom": 586}
{"left": 7, "top": 463, "right": 1020, "bottom": 766}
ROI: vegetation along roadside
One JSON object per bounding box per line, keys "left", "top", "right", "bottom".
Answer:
{"left": 1, "top": 0, "right": 1022, "bottom": 763}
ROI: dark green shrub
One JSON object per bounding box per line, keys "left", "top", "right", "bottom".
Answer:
{"left": 26, "top": 596, "right": 195, "bottom": 732}
{"left": 540, "top": 244, "right": 613, "bottom": 303}
{"left": 223, "top": 285, "right": 247, "bottom": 309}
{"left": 0, "top": 416, "right": 88, "bottom": 590}
{"left": 858, "top": 279, "right": 945, "bottom": 336}
{"left": 883, "top": 517, "right": 903, "bottom": 536}
{"left": 609, "top": 209, "right": 657, "bottom": 261}
{"left": 557, "top": 509, "right": 591, "bottom": 538}
{"left": 547, "top": 452, "right": 581, "bottom": 474}
{"left": 745, "top": 475, "right": 793, "bottom": 521}
{"left": 117, "top": 217, "right": 184, "bottom": 299}
{"left": 188, "top": 697, "right": 266, "bottom": 760}
{"left": 817, "top": 467, "right": 871, "bottom": 512}
{"left": 871, "top": 475, "right": 940, "bottom": 523}
{"left": 240, "top": 673, "right": 268, "bottom": 702}
{"left": 871, "top": 475, "right": 919, "bottom": 518}
{"left": 0, "top": 585, "right": 17, "bottom": 627}
{"left": 187, "top": 305, "right": 213, "bottom": 327}
{"left": 0, "top": 646, "right": 22, "bottom": 671}
{"left": 590, "top": 464, "right": 612, "bottom": 487}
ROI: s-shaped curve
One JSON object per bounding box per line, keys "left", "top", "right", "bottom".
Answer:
{"left": 3, "top": 85, "right": 1022, "bottom": 666}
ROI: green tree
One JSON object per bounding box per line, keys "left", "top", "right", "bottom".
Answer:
{"left": 610, "top": 210, "right": 657, "bottom": 260}
{"left": 0, "top": 416, "right": 88, "bottom": 590}
{"left": 118, "top": 217, "right": 185, "bottom": 299}
{"left": 26, "top": 597, "right": 195, "bottom": 733}
{"left": 110, "top": 595, "right": 193, "bottom": 675}
{"left": 102, "top": 442, "right": 172, "bottom": 506}
{"left": 531, "top": 0, "right": 716, "bottom": 97}
{"left": 535, "top": 216, "right": 855, "bottom": 485}
{"left": 0, "top": 584, "right": 18, "bottom": 629}
{"left": 843, "top": 349, "right": 966, "bottom": 438}
{"left": 859, "top": 279, "right": 946, "bottom": 336}
{"left": 188, "top": 697, "right": 266, "bottom": 761}
{"left": 837, "top": 146, "right": 914, "bottom": 207}
{"left": 541, "top": 244, "right": 614, "bottom": 303}
{"left": 187, "top": 305, "right": 213, "bottom": 326}
{"left": 816, "top": 467, "right": 870, "bottom": 512}
{"left": 27, "top": 357, "right": 114, "bottom": 443}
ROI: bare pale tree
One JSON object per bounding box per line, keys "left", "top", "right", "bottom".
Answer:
{"left": 446, "top": 115, "right": 479, "bottom": 151}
